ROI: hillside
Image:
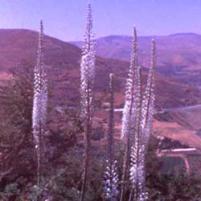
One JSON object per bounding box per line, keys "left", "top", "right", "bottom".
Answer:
{"left": 1, "top": 29, "right": 201, "bottom": 180}
{"left": 0, "top": 29, "right": 201, "bottom": 151}
{"left": 72, "top": 33, "right": 201, "bottom": 85}
{"left": 0, "top": 29, "right": 200, "bottom": 109}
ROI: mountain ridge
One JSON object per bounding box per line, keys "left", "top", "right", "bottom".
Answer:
{"left": 0, "top": 28, "right": 199, "bottom": 109}
{"left": 71, "top": 32, "right": 201, "bottom": 85}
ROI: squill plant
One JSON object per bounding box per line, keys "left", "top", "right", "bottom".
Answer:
{"left": 80, "top": 3, "right": 96, "bottom": 201}
{"left": 129, "top": 64, "right": 142, "bottom": 201}
{"left": 120, "top": 27, "right": 140, "bottom": 201}
{"left": 32, "top": 21, "right": 48, "bottom": 187}
{"left": 138, "top": 39, "right": 156, "bottom": 201}
{"left": 103, "top": 74, "right": 119, "bottom": 201}
{"left": 129, "top": 40, "right": 156, "bottom": 201}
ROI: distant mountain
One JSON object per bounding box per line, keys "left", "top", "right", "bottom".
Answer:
{"left": 0, "top": 29, "right": 200, "bottom": 109}
{"left": 72, "top": 33, "right": 201, "bottom": 85}
{"left": 0, "top": 29, "right": 81, "bottom": 70}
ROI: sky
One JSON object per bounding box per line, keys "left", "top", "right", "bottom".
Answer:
{"left": 1, "top": 0, "right": 201, "bottom": 41}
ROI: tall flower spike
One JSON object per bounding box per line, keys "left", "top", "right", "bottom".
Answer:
{"left": 103, "top": 74, "right": 119, "bottom": 201}
{"left": 80, "top": 3, "right": 96, "bottom": 201}
{"left": 141, "top": 39, "right": 156, "bottom": 141}
{"left": 108, "top": 74, "right": 115, "bottom": 161}
{"left": 32, "top": 20, "right": 48, "bottom": 187}
{"left": 80, "top": 3, "right": 95, "bottom": 118}
{"left": 121, "top": 27, "right": 137, "bottom": 139}
{"left": 103, "top": 160, "right": 119, "bottom": 201}
{"left": 129, "top": 64, "right": 142, "bottom": 201}
{"left": 136, "top": 39, "right": 156, "bottom": 201}
{"left": 120, "top": 27, "right": 141, "bottom": 201}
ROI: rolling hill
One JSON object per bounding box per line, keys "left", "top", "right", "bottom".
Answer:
{"left": 72, "top": 33, "right": 201, "bottom": 85}
{"left": 0, "top": 29, "right": 200, "bottom": 109}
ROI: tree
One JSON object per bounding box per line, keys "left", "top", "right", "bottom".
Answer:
{"left": 32, "top": 21, "right": 48, "bottom": 187}
{"left": 80, "top": 3, "right": 96, "bottom": 201}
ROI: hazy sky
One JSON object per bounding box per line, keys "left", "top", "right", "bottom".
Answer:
{"left": 1, "top": 0, "right": 201, "bottom": 41}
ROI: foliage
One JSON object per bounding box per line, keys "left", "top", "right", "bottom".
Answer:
{"left": 0, "top": 65, "right": 82, "bottom": 200}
